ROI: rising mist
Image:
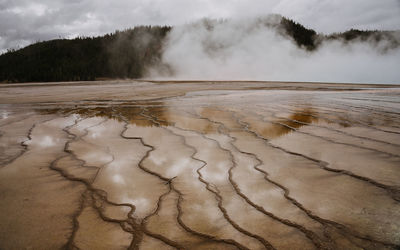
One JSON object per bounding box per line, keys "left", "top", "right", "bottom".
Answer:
{"left": 148, "top": 16, "right": 400, "bottom": 84}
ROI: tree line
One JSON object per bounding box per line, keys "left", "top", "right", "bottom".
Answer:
{"left": 0, "top": 26, "right": 170, "bottom": 83}
{"left": 0, "top": 17, "right": 398, "bottom": 83}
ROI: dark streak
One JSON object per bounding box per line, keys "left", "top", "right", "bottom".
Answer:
{"left": 232, "top": 112, "right": 400, "bottom": 249}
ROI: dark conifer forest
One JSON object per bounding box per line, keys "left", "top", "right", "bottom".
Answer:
{"left": 0, "top": 17, "right": 398, "bottom": 83}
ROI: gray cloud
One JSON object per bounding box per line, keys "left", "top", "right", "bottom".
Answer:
{"left": 1, "top": 0, "right": 400, "bottom": 52}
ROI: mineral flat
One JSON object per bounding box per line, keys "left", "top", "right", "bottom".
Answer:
{"left": 0, "top": 80, "right": 399, "bottom": 249}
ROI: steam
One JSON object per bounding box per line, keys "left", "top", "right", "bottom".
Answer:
{"left": 148, "top": 17, "right": 400, "bottom": 84}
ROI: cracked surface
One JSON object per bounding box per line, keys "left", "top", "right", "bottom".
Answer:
{"left": 0, "top": 81, "right": 400, "bottom": 249}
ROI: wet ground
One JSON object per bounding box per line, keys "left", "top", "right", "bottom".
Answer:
{"left": 0, "top": 80, "right": 400, "bottom": 249}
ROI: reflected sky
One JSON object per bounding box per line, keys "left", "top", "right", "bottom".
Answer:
{"left": 37, "top": 103, "right": 321, "bottom": 141}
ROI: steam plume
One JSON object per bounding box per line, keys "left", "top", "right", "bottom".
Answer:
{"left": 148, "top": 16, "right": 400, "bottom": 84}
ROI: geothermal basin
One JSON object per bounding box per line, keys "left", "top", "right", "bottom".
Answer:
{"left": 0, "top": 80, "right": 400, "bottom": 249}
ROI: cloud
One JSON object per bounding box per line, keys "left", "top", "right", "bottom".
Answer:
{"left": 272, "top": 0, "right": 400, "bottom": 33}
{"left": 147, "top": 18, "right": 400, "bottom": 84}
{"left": 1, "top": 0, "right": 400, "bottom": 52}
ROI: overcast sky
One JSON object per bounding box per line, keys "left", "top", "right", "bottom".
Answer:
{"left": 1, "top": 0, "right": 400, "bottom": 52}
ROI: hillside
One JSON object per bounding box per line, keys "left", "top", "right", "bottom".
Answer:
{"left": 0, "top": 16, "right": 398, "bottom": 83}
{"left": 0, "top": 26, "right": 171, "bottom": 83}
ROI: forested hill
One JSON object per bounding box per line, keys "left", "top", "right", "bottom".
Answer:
{"left": 1, "top": 16, "right": 399, "bottom": 83}
{"left": 0, "top": 26, "right": 171, "bottom": 83}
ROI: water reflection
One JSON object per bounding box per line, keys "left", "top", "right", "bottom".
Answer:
{"left": 38, "top": 102, "right": 165, "bottom": 128}
{"left": 1, "top": 110, "right": 9, "bottom": 119}
{"left": 38, "top": 104, "right": 321, "bottom": 141}
{"left": 37, "top": 102, "right": 219, "bottom": 134}
{"left": 252, "top": 108, "right": 318, "bottom": 139}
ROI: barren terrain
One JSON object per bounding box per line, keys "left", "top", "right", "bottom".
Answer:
{"left": 0, "top": 81, "right": 399, "bottom": 249}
